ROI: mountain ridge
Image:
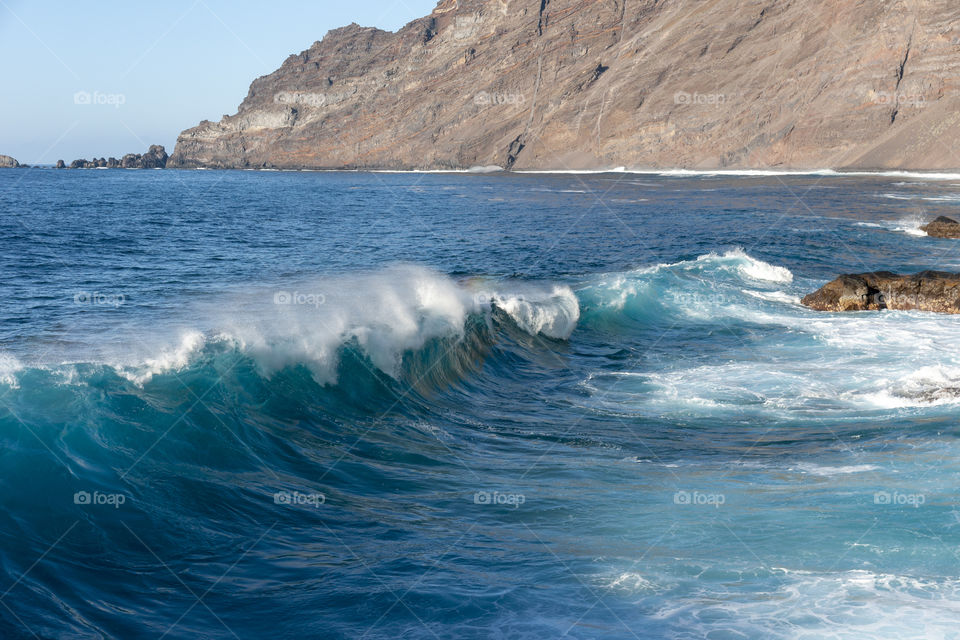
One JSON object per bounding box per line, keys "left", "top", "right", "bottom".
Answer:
{"left": 167, "top": 0, "right": 960, "bottom": 171}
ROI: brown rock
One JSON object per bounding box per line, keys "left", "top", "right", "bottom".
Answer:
{"left": 0, "top": 155, "right": 19, "bottom": 168}
{"left": 921, "top": 216, "right": 960, "bottom": 238}
{"left": 167, "top": 0, "right": 960, "bottom": 171}
{"left": 802, "top": 271, "right": 960, "bottom": 313}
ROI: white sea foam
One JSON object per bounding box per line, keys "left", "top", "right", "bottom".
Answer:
{"left": 893, "top": 215, "right": 929, "bottom": 236}
{"left": 655, "top": 569, "right": 960, "bottom": 639}
{"left": 604, "top": 571, "right": 659, "bottom": 592}
{"left": 878, "top": 192, "right": 919, "bottom": 200}
{"left": 492, "top": 286, "right": 580, "bottom": 340}
{"left": 731, "top": 255, "right": 794, "bottom": 283}
{"left": 862, "top": 365, "right": 960, "bottom": 408}
{"left": 0, "top": 354, "right": 23, "bottom": 387}
{"left": 791, "top": 463, "right": 879, "bottom": 476}
{"left": 119, "top": 331, "right": 207, "bottom": 385}
{"left": 854, "top": 216, "right": 927, "bottom": 236}
{"left": 741, "top": 289, "right": 801, "bottom": 305}
{"left": 580, "top": 292, "right": 960, "bottom": 417}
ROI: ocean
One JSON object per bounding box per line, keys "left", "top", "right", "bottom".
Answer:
{"left": 1, "top": 167, "right": 960, "bottom": 638}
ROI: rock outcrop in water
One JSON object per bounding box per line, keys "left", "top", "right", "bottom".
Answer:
{"left": 66, "top": 145, "right": 168, "bottom": 169}
{"left": 802, "top": 271, "right": 960, "bottom": 313}
{"left": 921, "top": 216, "right": 960, "bottom": 238}
{"left": 168, "top": 0, "right": 960, "bottom": 171}
{"left": 0, "top": 155, "right": 18, "bottom": 168}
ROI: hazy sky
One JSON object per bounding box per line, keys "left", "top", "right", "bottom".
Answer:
{"left": 0, "top": 1, "right": 439, "bottom": 163}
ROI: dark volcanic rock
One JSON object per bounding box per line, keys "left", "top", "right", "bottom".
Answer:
{"left": 921, "top": 216, "right": 960, "bottom": 238}
{"left": 802, "top": 271, "right": 960, "bottom": 313}
{"left": 120, "top": 154, "right": 140, "bottom": 168}
{"left": 64, "top": 146, "right": 168, "bottom": 169}
{"left": 0, "top": 155, "right": 18, "bottom": 168}
{"left": 139, "top": 145, "right": 168, "bottom": 168}
{"left": 167, "top": 0, "right": 960, "bottom": 171}
{"left": 55, "top": 160, "right": 65, "bottom": 169}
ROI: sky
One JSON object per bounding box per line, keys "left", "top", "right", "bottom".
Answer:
{"left": 0, "top": 0, "right": 439, "bottom": 164}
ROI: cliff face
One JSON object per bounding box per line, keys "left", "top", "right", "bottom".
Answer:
{"left": 168, "top": 0, "right": 960, "bottom": 171}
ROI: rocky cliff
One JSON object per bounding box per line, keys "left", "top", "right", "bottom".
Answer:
{"left": 0, "top": 155, "right": 19, "bottom": 168}
{"left": 168, "top": 0, "right": 960, "bottom": 171}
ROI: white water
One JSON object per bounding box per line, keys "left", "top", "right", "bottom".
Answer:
{"left": 96, "top": 266, "right": 582, "bottom": 385}
{"left": 577, "top": 250, "right": 960, "bottom": 417}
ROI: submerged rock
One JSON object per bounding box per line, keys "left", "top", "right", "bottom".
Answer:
{"left": 921, "top": 216, "right": 960, "bottom": 238}
{"left": 802, "top": 271, "right": 960, "bottom": 313}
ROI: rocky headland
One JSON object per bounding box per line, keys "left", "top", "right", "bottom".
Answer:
{"left": 166, "top": 0, "right": 960, "bottom": 171}
{"left": 0, "top": 155, "right": 19, "bottom": 168}
{"left": 802, "top": 271, "right": 960, "bottom": 313}
{"left": 58, "top": 145, "right": 168, "bottom": 169}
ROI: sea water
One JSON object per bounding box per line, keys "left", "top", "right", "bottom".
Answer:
{"left": 1, "top": 168, "right": 959, "bottom": 638}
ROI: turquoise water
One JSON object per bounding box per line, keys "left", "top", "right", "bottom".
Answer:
{"left": 1, "top": 168, "right": 960, "bottom": 638}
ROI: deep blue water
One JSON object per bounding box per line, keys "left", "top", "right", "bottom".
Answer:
{"left": 2, "top": 167, "right": 960, "bottom": 639}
